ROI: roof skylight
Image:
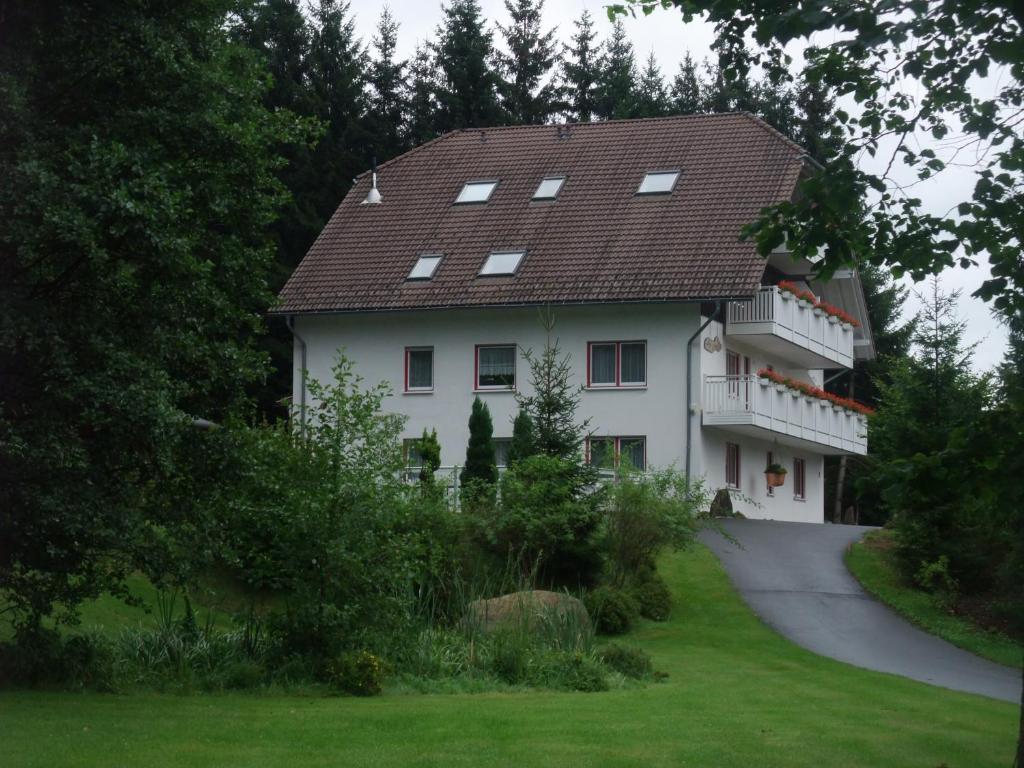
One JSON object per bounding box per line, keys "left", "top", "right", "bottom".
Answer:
{"left": 532, "top": 176, "right": 566, "bottom": 200}
{"left": 479, "top": 251, "right": 525, "bottom": 276}
{"left": 407, "top": 254, "right": 443, "bottom": 281}
{"left": 636, "top": 170, "right": 680, "bottom": 195}
{"left": 455, "top": 180, "right": 498, "bottom": 204}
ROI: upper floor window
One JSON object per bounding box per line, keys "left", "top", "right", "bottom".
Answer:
{"left": 455, "top": 180, "right": 498, "bottom": 204}
{"left": 726, "top": 442, "right": 741, "bottom": 489}
{"left": 587, "top": 436, "right": 647, "bottom": 471}
{"left": 407, "top": 254, "right": 442, "bottom": 281}
{"left": 588, "top": 341, "right": 646, "bottom": 387}
{"left": 405, "top": 347, "right": 433, "bottom": 392}
{"left": 479, "top": 250, "right": 525, "bottom": 276}
{"left": 476, "top": 344, "right": 516, "bottom": 390}
{"left": 793, "top": 457, "right": 806, "bottom": 500}
{"left": 532, "top": 176, "right": 565, "bottom": 200}
{"left": 636, "top": 170, "right": 680, "bottom": 195}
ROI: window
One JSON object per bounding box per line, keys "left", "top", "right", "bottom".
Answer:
{"left": 766, "top": 450, "right": 774, "bottom": 497}
{"left": 455, "top": 180, "right": 498, "bottom": 204}
{"left": 636, "top": 170, "right": 680, "bottom": 195}
{"left": 403, "top": 438, "right": 424, "bottom": 468}
{"left": 587, "top": 436, "right": 646, "bottom": 471}
{"left": 532, "top": 176, "right": 565, "bottom": 200}
{"left": 479, "top": 250, "right": 525, "bottom": 276}
{"left": 476, "top": 345, "right": 516, "bottom": 389}
{"left": 587, "top": 341, "right": 646, "bottom": 387}
{"left": 494, "top": 438, "right": 512, "bottom": 467}
{"left": 793, "top": 458, "right": 806, "bottom": 500}
{"left": 725, "top": 442, "right": 741, "bottom": 489}
{"left": 405, "top": 347, "right": 433, "bottom": 392}
{"left": 407, "top": 254, "right": 442, "bottom": 281}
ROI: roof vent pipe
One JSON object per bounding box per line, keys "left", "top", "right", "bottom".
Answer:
{"left": 362, "top": 156, "right": 382, "bottom": 205}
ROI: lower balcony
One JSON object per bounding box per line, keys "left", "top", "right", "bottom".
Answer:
{"left": 702, "top": 375, "right": 867, "bottom": 456}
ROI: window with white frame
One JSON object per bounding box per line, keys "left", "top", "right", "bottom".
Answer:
{"left": 494, "top": 438, "right": 512, "bottom": 467}
{"left": 476, "top": 345, "right": 516, "bottom": 389}
{"left": 407, "top": 254, "right": 442, "bottom": 280}
{"left": 479, "top": 250, "right": 525, "bottom": 276}
{"left": 636, "top": 170, "right": 680, "bottom": 195}
{"left": 455, "top": 180, "right": 498, "bottom": 204}
{"left": 532, "top": 176, "right": 565, "bottom": 200}
{"left": 405, "top": 347, "right": 433, "bottom": 392}
{"left": 587, "top": 341, "right": 646, "bottom": 387}
{"left": 726, "top": 442, "right": 741, "bottom": 489}
{"left": 587, "top": 436, "right": 646, "bottom": 471}
{"left": 793, "top": 457, "right": 806, "bottom": 500}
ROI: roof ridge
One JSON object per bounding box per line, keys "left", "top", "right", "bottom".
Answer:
{"left": 735, "top": 111, "right": 807, "bottom": 158}
{"left": 354, "top": 130, "right": 462, "bottom": 180}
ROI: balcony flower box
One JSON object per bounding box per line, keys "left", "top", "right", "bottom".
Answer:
{"left": 774, "top": 383, "right": 788, "bottom": 394}
{"left": 841, "top": 322, "right": 854, "bottom": 331}
{"left": 798, "top": 298, "right": 813, "bottom": 310}
{"left": 813, "top": 307, "right": 826, "bottom": 317}
{"left": 832, "top": 404, "right": 844, "bottom": 412}
{"left": 828, "top": 315, "right": 840, "bottom": 325}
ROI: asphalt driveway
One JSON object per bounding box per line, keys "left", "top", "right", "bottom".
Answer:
{"left": 699, "top": 519, "right": 1021, "bottom": 703}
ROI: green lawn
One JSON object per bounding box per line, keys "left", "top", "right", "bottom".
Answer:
{"left": 0, "top": 544, "right": 1017, "bottom": 768}
{"left": 846, "top": 530, "right": 1022, "bottom": 669}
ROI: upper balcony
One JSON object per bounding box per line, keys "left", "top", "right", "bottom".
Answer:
{"left": 702, "top": 374, "right": 867, "bottom": 456}
{"left": 726, "top": 286, "right": 855, "bottom": 370}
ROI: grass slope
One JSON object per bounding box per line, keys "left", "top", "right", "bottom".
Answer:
{"left": 846, "top": 530, "right": 1022, "bottom": 669}
{"left": 0, "top": 545, "right": 1017, "bottom": 768}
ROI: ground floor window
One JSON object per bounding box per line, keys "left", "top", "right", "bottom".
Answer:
{"left": 403, "top": 439, "right": 424, "bottom": 472}
{"left": 494, "top": 438, "right": 511, "bottom": 467}
{"left": 586, "top": 436, "right": 646, "bottom": 471}
{"left": 766, "top": 450, "right": 774, "bottom": 496}
{"left": 793, "top": 457, "right": 806, "bottom": 500}
{"left": 725, "top": 442, "right": 741, "bottom": 488}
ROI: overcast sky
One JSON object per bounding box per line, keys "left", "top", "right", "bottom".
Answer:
{"left": 348, "top": 0, "right": 1009, "bottom": 372}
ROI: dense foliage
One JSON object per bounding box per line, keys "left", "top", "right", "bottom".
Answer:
{"left": 0, "top": 0, "right": 305, "bottom": 637}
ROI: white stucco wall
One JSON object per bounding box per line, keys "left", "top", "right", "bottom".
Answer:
{"left": 291, "top": 303, "right": 828, "bottom": 524}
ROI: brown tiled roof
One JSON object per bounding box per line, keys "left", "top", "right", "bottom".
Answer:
{"left": 274, "top": 113, "right": 807, "bottom": 315}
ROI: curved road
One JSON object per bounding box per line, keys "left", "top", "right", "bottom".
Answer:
{"left": 699, "top": 519, "right": 1020, "bottom": 703}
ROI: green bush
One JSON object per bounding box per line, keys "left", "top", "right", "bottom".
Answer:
{"left": 535, "top": 651, "right": 608, "bottom": 692}
{"left": 0, "top": 629, "right": 115, "bottom": 691}
{"left": 584, "top": 586, "right": 639, "bottom": 635}
{"left": 326, "top": 650, "right": 384, "bottom": 696}
{"left": 213, "top": 659, "right": 266, "bottom": 690}
{"left": 598, "top": 643, "right": 654, "bottom": 679}
{"left": 629, "top": 572, "right": 672, "bottom": 621}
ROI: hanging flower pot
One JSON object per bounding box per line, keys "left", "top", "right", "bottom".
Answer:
{"left": 765, "top": 464, "right": 788, "bottom": 488}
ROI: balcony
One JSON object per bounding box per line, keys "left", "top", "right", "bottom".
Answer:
{"left": 727, "top": 286, "right": 854, "bottom": 369}
{"left": 702, "top": 375, "right": 867, "bottom": 456}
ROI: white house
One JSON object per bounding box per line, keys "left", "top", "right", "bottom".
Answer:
{"left": 274, "top": 114, "right": 874, "bottom": 523}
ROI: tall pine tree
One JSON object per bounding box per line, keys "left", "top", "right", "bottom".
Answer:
{"left": 595, "top": 20, "right": 638, "bottom": 120}
{"left": 495, "top": 0, "right": 560, "bottom": 124}
{"left": 434, "top": 0, "right": 501, "bottom": 131}
{"left": 635, "top": 51, "right": 670, "bottom": 117}
{"left": 367, "top": 7, "right": 409, "bottom": 160}
{"left": 406, "top": 42, "right": 442, "bottom": 146}
{"left": 670, "top": 53, "right": 704, "bottom": 114}
{"left": 560, "top": 10, "right": 602, "bottom": 122}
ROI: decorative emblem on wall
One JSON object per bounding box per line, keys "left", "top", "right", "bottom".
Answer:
{"left": 703, "top": 336, "right": 722, "bottom": 353}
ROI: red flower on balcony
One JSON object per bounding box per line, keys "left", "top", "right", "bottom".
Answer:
{"left": 756, "top": 368, "right": 874, "bottom": 415}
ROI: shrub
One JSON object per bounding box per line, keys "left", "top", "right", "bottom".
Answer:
{"left": 629, "top": 573, "right": 672, "bottom": 622}
{"left": 598, "top": 643, "right": 653, "bottom": 679}
{"left": 326, "top": 650, "right": 384, "bottom": 696}
{"left": 0, "top": 628, "right": 114, "bottom": 691}
{"left": 477, "top": 454, "right": 604, "bottom": 586}
{"left": 535, "top": 650, "right": 608, "bottom": 692}
{"left": 600, "top": 469, "right": 705, "bottom": 587}
{"left": 584, "top": 586, "right": 639, "bottom": 635}
{"left": 212, "top": 659, "right": 266, "bottom": 690}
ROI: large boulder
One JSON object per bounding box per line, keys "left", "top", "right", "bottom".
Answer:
{"left": 466, "top": 590, "right": 591, "bottom": 634}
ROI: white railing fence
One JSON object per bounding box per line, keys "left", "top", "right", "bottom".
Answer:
{"left": 703, "top": 374, "right": 867, "bottom": 454}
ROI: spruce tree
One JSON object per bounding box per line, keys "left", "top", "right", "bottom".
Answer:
{"left": 796, "top": 73, "right": 843, "bottom": 164}
{"left": 461, "top": 397, "right": 498, "bottom": 486}
{"left": 754, "top": 76, "right": 798, "bottom": 137}
{"left": 406, "top": 42, "right": 441, "bottom": 146}
{"left": 416, "top": 427, "right": 442, "bottom": 484}
{"left": 635, "top": 51, "right": 670, "bottom": 118}
{"left": 434, "top": 0, "right": 501, "bottom": 131}
{"left": 508, "top": 409, "right": 537, "bottom": 464}
{"left": 595, "top": 20, "right": 638, "bottom": 120}
{"left": 495, "top": 0, "right": 560, "bottom": 125}
{"left": 560, "top": 10, "right": 601, "bottom": 122}
{"left": 670, "top": 52, "right": 703, "bottom": 114}
{"left": 367, "top": 7, "right": 408, "bottom": 160}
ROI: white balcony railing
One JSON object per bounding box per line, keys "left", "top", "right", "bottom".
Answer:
{"left": 728, "top": 286, "right": 854, "bottom": 369}
{"left": 702, "top": 375, "right": 867, "bottom": 455}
